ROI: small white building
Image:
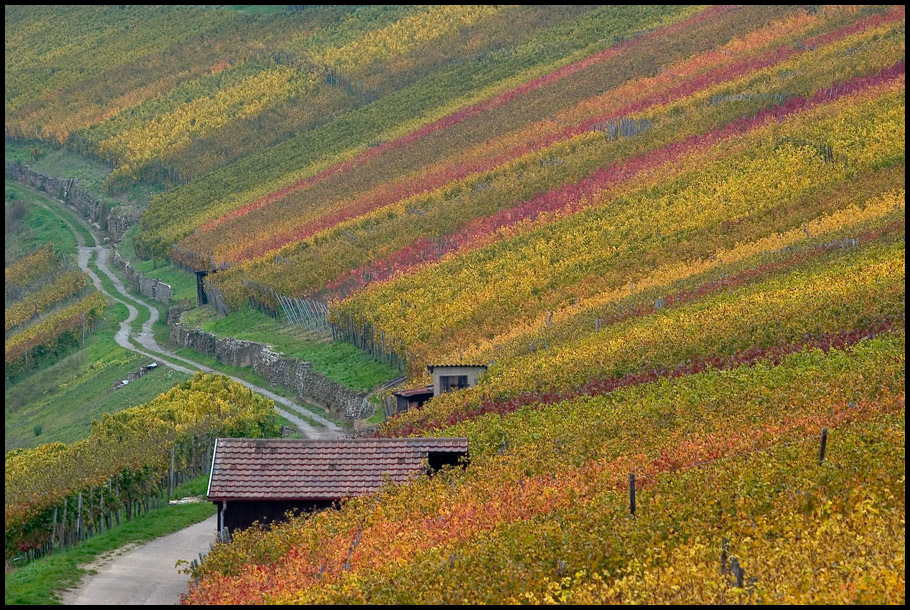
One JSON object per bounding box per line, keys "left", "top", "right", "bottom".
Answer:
{"left": 426, "top": 364, "right": 488, "bottom": 397}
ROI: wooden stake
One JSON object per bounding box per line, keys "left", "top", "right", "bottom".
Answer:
{"left": 50, "top": 506, "right": 58, "bottom": 552}
{"left": 819, "top": 427, "right": 828, "bottom": 464}
{"left": 60, "top": 497, "right": 67, "bottom": 553}
{"left": 730, "top": 557, "right": 744, "bottom": 588}
{"left": 629, "top": 473, "right": 636, "bottom": 516}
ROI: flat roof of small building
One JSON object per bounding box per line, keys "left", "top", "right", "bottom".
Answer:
{"left": 393, "top": 385, "right": 434, "bottom": 398}
{"left": 426, "top": 363, "right": 488, "bottom": 372}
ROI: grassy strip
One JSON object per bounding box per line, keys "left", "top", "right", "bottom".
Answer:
{"left": 170, "top": 347, "right": 337, "bottom": 430}
{"left": 5, "top": 182, "right": 81, "bottom": 258}
{"left": 4, "top": 139, "right": 163, "bottom": 209}
{"left": 147, "top": 300, "right": 173, "bottom": 347}
{"left": 181, "top": 306, "right": 400, "bottom": 392}
{"left": 4, "top": 180, "right": 96, "bottom": 248}
{"left": 86, "top": 254, "right": 151, "bottom": 332}
{"left": 4, "top": 474, "right": 215, "bottom": 606}
{"left": 4, "top": 300, "right": 190, "bottom": 452}
{"left": 118, "top": 226, "right": 198, "bottom": 304}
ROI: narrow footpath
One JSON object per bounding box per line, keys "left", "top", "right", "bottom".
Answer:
{"left": 59, "top": 515, "right": 218, "bottom": 606}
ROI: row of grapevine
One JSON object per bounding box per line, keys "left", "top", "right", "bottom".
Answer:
{"left": 173, "top": 5, "right": 807, "bottom": 267}
{"left": 467, "top": 202, "right": 904, "bottom": 371}
{"left": 134, "top": 4, "right": 710, "bottom": 255}
{"left": 4, "top": 243, "right": 60, "bottom": 299}
{"left": 9, "top": 433, "right": 216, "bottom": 562}
{"left": 197, "top": 11, "right": 905, "bottom": 312}
{"left": 184, "top": 5, "right": 893, "bottom": 268}
{"left": 97, "top": 66, "right": 318, "bottom": 179}
{"left": 4, "top": 372, "right": 279, "bottom": 560}
{"left": 329, "top": 78, "right": 904, "bottom": 367}
{"left": 126, "top": 6, "right": 618, "bottom": 188}
{"left": 5, "top": 6, "right": 228, "bottom": 123}
{"left": 5, "top": 270, "right": 88, "bottom": 332}
{"left": 6, "top": 6, "right": 369, "bottom": 144}
{"left": 380, "top": 235, "right": 904, "bottom": 435}
{"left": 8, "top": 6, "right": 679, "bottom": 198}
{"left": 181, "top": 332, "right": 904, "bottom": 603}
{"left": 4, "top": 292, "right": 106, "bottom": 377}
{"left": 310, "top": 58, "right": 904, "bottom": 306}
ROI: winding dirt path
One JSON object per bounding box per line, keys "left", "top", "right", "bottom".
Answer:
{"left": 32, "top": 192, "right": 344, "bottom": 439}
{"left": 18, "top": 184, "right": 347, "bottom": 605}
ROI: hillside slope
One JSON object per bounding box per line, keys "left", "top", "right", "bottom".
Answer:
{"left": 4, "top": 5, "right": 904, "bottom": 605}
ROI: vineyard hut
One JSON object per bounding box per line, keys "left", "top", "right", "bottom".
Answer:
{"left": 426, "top": 364, "right": 488, "bottom": 397}
{"left": 392, "top": 385, "right": 434, "bottom": 413}
{"left": 207, "top": 437, "right": 469, "bottom": 534}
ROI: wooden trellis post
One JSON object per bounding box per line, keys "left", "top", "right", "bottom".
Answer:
{"left": 818, "top": 427, "right": 828, "bottom": 464}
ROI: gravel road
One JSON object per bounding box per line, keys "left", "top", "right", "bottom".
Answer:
{"left": 60, "top": 514, "right": 218, "bottom": 605}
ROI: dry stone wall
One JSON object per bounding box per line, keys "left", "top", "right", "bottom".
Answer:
{"left": 5, "top": 161, "right": 139, "bottom": 240}
{"left": 170, "top": 319, "right": 370, "bottom": 420}
{"left": 111, "top": 250, "right": 173, "bottom": 304}
{"left": 7, "top": 161, "right": 169, "bottom": 302}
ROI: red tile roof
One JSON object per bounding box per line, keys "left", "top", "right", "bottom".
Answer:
{"left": 207, "top": 437, "right": 468, "bottom": 501}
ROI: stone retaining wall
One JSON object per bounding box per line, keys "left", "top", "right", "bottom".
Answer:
{"left": 111, "top": 250, "right": 174, "bottom": 304}
{"left": 5, "top": 161, "right": 139, "bottom": 240}
{"left": 170, "top": 319, "right": 370, "bottom": 420}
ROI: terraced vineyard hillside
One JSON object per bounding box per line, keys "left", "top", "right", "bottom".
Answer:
{"left": 5, "top": 243, "right": 105, "bottom": 379}
{"left": 5, "top": 5, "right": 905, "bottom": 605}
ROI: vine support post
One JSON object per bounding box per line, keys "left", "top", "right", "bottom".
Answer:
{"left": 818, "top": 427, "right": 828, "bottom": 464}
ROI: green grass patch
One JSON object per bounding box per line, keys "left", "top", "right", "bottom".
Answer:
{"left": 171, "top": 472, "right": 212, "bottom": 499}
{"left": 4, "top": 300, "right": 190, "bottom": 451}
{"left": 169, "top": 346, "right": 336, "bottom": 429}
{"left": 5, "top": 181, "right": 81, "bottom": 258}
{"left": 118, "top": 226, "right": 198, "bottom": 304}
{"left": 219, "top": 5, "right": 287, "bottom": 15}
{"left": 144, "top": 299, "right": 174, "bottom": 347}
{"left": 87, "top": 254, "right": 152, "bottom": 333}
{"left": 6, "top": 140, "right": 115, "bottom": 198}
{"left": 181, "top": 306, "right": 400, "bottom": 392}
{"left": 5, "top": 139, "right": 163, "bottom": 209}
{"left": 366, "top": 407, "right": 386, "bottom": 425}
{"left": 5, "top": 180, "right": 95, "bottom": 248}
{"left": 4, "top": 475, "right": 215, "bottom": 606}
